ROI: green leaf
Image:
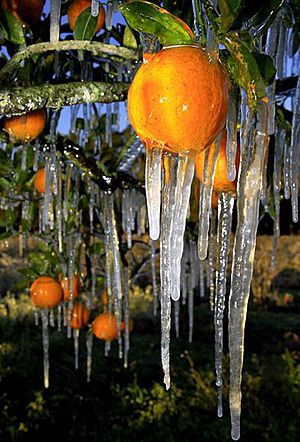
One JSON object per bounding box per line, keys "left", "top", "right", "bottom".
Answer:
{"left": 0, "top": 10, "right": 25, "bottom": 45}
{"left": 119, "top": 1, "right": 196, "bottom": 46}
{"left": 0, "top": 177, "right": 10, "bottom": 191}
{"left": 218, "top": 0, "right": 244, "bottom": 33}
{"left": 123, "top": 25, "right": 138, "bottom": 49}
{"left": 248, "top": 0, "right": 285, "bottom": 32}
{"left": 252, "top": 52, "right": 276, "bottom": 86}
{"left": 223, "top": 34, "right": 267, "bottom": 113}
{"left": 74, "top": 7, "right": 98, "bottom": 41}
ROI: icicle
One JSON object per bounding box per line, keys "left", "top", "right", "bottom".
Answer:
{"left": 86, "top": 332, "right": 93, "bottom": 383}
{"left": 214, "top": 192, "right": 234, "bottom": 418}
{"left": 271, "top": 128, "right": 284, "bottom": 269}
{"left": 145, "top": 147, "right": 162, "bottom": 240}
{"left": 41, "top": 308, "right": 50, "bottom": 389}
{"left": 49, "top": 309, "right": 55, "bottom": 327}
{"left": 91, "top": 0, "right": 99, "bottom": 17}
{"left": 123, "top": 268, "right": 130, "bottom": 368}
{"left": 50, "top": 0, "right": 61, "bottom": 43}
{"left": 160, "top": 154, "right": 194, "bottom": 389}
{"left": 228, "top": 101, "right": 268, "bottom": 441}
{"left": 226, "top": 95, "right": 238, "bottom": 181}
{"left": 104, "top": 193, "right": 123, "bottom": 359}
{"left": 283, "top": 142, "right": 290, "bottom": 200}
{"left": 181, "top": 246, "right": 188, "bottom": 305}
{"left": 290, "top": 75, "right": 300, "bottom": 223}
{"left": 191, "top": 0, "right": 201, "bottom": 40}
{"left": 56, "top": 161, "right": 63, "bottom": 253}
{"left": 34, "top": 308, "right": 39, "bottom": 326}
{"left": 265, "top": 19, "right": 279, "bottom": 135}
{"left": 206, "top": 26, "right": 219, "bottom": 62}
{"left": 174, "top": 300, "right": 180, "bottom": 338}
{"left": 33, "top": 140, "right": 39, "bottom": 172}
{"left": 151, "top": 240, "right": 158, "bottom": 317}
{"left": 275, "top": 20, "right": 287, "bottom": 80}
{"left": 208, "top": 210, "right": 216, "bottom": 311}
{"left": 105, "top": 1, "right": 113, "bottom": 31}
{"left": 118, "top": 138, "right": 144, "bottom": 173}
{"left": 198, "top": 137, "right": 220, "bottom": 260}
{"left": 57, "top": 304, "right": 62, "bottom": 331}
{"left": 199, "top": 258, "right": 205, "bottom": 297}
{"left": 188, "top": 272, "right": 194, "bottom": 344}
{"left": 74, "top": 329, "right": 80, "bottom": 370}
{"left": 21, "top": 144, "right": 27, "bottom": 171}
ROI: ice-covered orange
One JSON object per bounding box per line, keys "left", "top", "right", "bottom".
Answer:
{"left": 128, "top": 45, "right": 229, "bottom": 156}
{"left": 93, "top": 313, "right": 118, "bottom": 342}
{"left": 70, "top": 302, "right": 90, "bottom": 329}
{"left": 3, "top": 109, "right": 46, "bottom": 142}
{"left": 30, "top": 276, "right": 63, "bottom": 308}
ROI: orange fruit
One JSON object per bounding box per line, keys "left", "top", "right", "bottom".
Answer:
{"left": 1, "top": 0, "right": 44, "bottom": 27}
{"left": 70, "top": 302, "right": 90, "bottom": 329}
{"left": 34, "top": 168, "right": 46, "bottom": 193}
{"left": 60, "top": 275, "right": 81, "bottom": 302}
{"left": 30, "top": 276, "right": 63, "bottom": 308}
{"left": 68, "top": 0, "right": 105, "bottom": 32}
{"left": 93, "top": 313, "right": 118, "bottom": 342}
{"left": 195, "top": 130, "right": 240, "bottom": 193}
{"left": 120, "top": 319, "right": 134, "bottom": 333}
{"left": 128, "top": 45, "right": 229, "bottom": 156}
{"left": 3, "top": 109, "right": 46, "bottom": 142}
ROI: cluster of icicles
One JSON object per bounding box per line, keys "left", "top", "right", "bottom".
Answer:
{"left": 0, "top": 3, "right": 298, "bottom": 442}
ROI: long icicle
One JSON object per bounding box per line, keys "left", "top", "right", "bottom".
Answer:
{"left": 41, "top": 308, "right": 50, "bottom": 389}
{"left": 228, "top": 101, "right": 268, "bottom": 441}
{"left": 290, "top": 74, "right": 300, "bottom": 223}
{"left": 50, "top": 0, "right": 61, "bottom": 43}
{"left": 214, "top": 191, "right": 234, "bottom": 418}
{"left": 146, "top": 147, "right": 162, "bottom": 240}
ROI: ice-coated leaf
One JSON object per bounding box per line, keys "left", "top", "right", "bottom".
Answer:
{"left": 0, "top": 10, "right": 25, "bottom": 45}
{"left": 74, "top": 7, "right": 98, "bottom": 41}
{"left": 218, "top": 0, "right": 244, "bottom": 33}
{"left": 252, "top": 52, "right": 276, "bottom": 86}
{"left": 119, "top": 1, "right": 196, "bottom": 46}
{"left": 123, "top": 25, "right": 138, "bottom": 49}
{"left": 223, "top": 34, "right": 266, "bottom": 113}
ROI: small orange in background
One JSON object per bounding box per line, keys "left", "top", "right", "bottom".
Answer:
{"left": 60, "top": 275, "right": 81, "bottom": 302}
{"left": 1, "top": 0, "right": 44, "bottom": 27}
{"left": 120, "top": 319, "right": 134, "bottom": 333}
{"left": 3, "top": 109, "right": 46, "bottom": 142}
{"left": 195, "top": 130, "right": 240, "bottom": 193}
{"left": 71, "top": 302, "right": 90, "bottom": 329}
{"left": 68, "top": 0, "right": 105, "bottom": 33}
{"left": 30, "top": 276, "right": 63, "bottom": 308}
{"left": 34, "top": 168, "right": 46, "bottom": 193}
{"left": 93, "top": 313, "right": 118, "bottom": 342}
{"left": 101, "top": 290, "right": 108, "bottom": 306}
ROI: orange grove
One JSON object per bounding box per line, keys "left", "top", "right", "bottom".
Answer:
{"left": 71, "top": 302, "right": 90, "bottom": 329}
{"left": 68, "top": 0, "right": 105, "bottom": 32}
{"left": 1, "top": 0, "right": 44, "bottom": 27}
{"left": 93, "top": 313, "right": 118, "bottom": 342}
{"left": 3, "top": 109, "right": 46, "bottom": 142}
{"left": 195, "top": 130, "right": 240, "bottom": 193}
{"left": 128, "top": 45, "right": 229, "bottom": 156}
{"left": 60, "top": 275, "right": 81, "bottom": 302}
{"left": 30, "top": 276, "right": 63, "bottom": 309}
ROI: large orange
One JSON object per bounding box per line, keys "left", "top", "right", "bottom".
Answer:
{"left": 1, "top": 0, "right": 44, "bottom": 27}
{"left": 3, "top": 109, "right": 46, "bottom": 142}
{"left": 128, "top": 45, "right": 229, "bottom": 156}
{"left": 60, "top": 275, "right": 81, "bottom": 302}
{"left": 195, "top": 130, "right": 240, "bottom": 192}
{"left": 68, "top": 0, "right": 105, "bottom": 32}
{"left": 34, "top": 168, "right": 46, "bottom": 194}
{"left": 93, "top": 313, "right": 118, "bottom": 342}
{"left": 30, "top": 276, "right": 63, "bottom": 308}
{"left": 71, "top": 302, "right": 90, "bottom": 329}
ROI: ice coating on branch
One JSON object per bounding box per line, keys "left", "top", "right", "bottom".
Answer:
{"left": 290, "top": 75, "right": 300, "bottom": 223}
{"left": 50, "top": 0, "right": 61, "bottom": 43}
{"left": 160, "top": 155, "right": 194, "bottom": 388}
{"left": 151, "top": 240, "right": 158, "bottom": 317}
{"left": 91, "top": 0, "right": 99, "bottom": 17}
{"left": 198, "top": 137, "right": 220, "bottom": 260}
{"left": 41, "top": 309, "right": 50, "bottom": 388}
{"left": 226, "top": 95, "right": 238, "bottom": 181}
{"left": 214, "top": 192, "right": 234, "bottom": 418}
{"left": 271, "top": 128, "right": 284, "bottom": 269}
{"left": 118, "top": 137, "right": 144, "bottom": 173}
{"left": 145, "top": 148, "right": 162, "bottom": 241}
{"left": 228, "top": 102, "right": 268, "bottom": 441}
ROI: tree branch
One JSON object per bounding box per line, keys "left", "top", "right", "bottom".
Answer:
{"left": 0, "top": 41, "right": 138, "bottom": 84}
{"left": 0, "top": 81, "right": 130, "bottom": 116}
